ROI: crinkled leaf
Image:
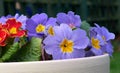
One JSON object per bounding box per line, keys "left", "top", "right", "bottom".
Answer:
{"left": 9, "top": 37, "right": 42, "bottom": 62}
{"left": 1, "top": 42, "right": 19, "bottom": 62}
{"left": 81, "top": 21, "right": 91, "bottom": 35}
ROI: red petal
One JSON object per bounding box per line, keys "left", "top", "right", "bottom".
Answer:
{"left": 2, "top": 23, "right": 9, "bottom": 29}
{"left": 6, "top": 18, "right": 16, "bottom": 25}
{"left": 16, "top": 22, "right": 22, "bottom": 28}
{"left": 10, "top": 30, "right": 26, "bottom": 37}
{"left": 0, "top": 41, "right": 6, "bottom": 46}
{"left": 0, "top": 29, "right": 7, "bottom": 44}
{"left": 0, "top": 24, "right": 2, "bottom": 28}
{"left": 6, "top": 18, "right": 22, "bottom": 29}
{"left": 17, "top": 30, "right": 26, "bottom": 37}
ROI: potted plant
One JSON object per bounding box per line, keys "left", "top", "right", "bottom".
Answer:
{"left": 0, "top": 11, "right": 115, "bottom": 73}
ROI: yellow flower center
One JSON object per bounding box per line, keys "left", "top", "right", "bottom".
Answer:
{"left": 60, "top": 38, "right": 74, "bottom": 53}
{"left": 48, "top": 26, "right": 54, "bottom": 36}
{"left": 9, "top": 27, "right": 17, "bottom": 34}
{"left": 91, "top": 37, "right": 100, "bottom": 49}
{"left": 36, "top": 24, "right": 45, "bottom": 33}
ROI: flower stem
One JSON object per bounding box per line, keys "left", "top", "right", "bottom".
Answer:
{"left": 41, "top": 46, "right": 45, "bottom": 60}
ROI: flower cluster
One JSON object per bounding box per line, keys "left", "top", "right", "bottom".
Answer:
{"left": 0, "top": 18, "right": 26, "bottom": 46}
{"left": 0, "top": 11, "right": 115, "bottom": 62}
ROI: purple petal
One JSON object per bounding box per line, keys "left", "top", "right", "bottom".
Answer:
{"left": 91, "top": 48, "right": 103, "bottom": 55}
{"left": 85, "top": 50, "right": 94, "bottom": 57}
{"left": 43, "top": 36, "right": 61, "bottom": 54}
{"left": 72, "top": 29, "right": 89, "bottom": 49}
{"left": 68, "top": 11, "right": 81, "bottom": 27}
{"left": 53, "top": 24, "right": 72, "bottom": 41}
{"left": 61, "top": 49, "right": 85, "bottom": 59}
{"left": 0, "top": 16, "right": 7, "bottom": 24}
{"left": 45, "top": 46, "right": 60, "bottom": 55}
{"left": 67, "top": 11, "right": 74, "bottom": 15}
{"left": 17, "top": 15, "right": 28, "bottom": 23}
{"left": 53, "top": 26, "right": 64, "bottom": 41}
{"left": 101, "top": 27, "right": 115, "bottom": 41}
{"left": 61, "top": 53, "right": 73, "bottom": 59}
{"left": 95, "top": 23, "right": 101, "bottom": 28}
{"left": 46, "top": 17, "right": 57, "bottom": 29}
{"left": 67, "top": 11, "right": 75, "bottom": 23}
{"left": 71, "top": 49, "right": 85, "bottom": 58}
{"left": 89, "top": 28, "right": 97, "bottom": 37}
{"left": 26, "top": 19, "right": 37, "bottom": 33}
{"left": 95, "top": 34, "right": 105, "bottom": 45}
{"left": 6, "top": 15, "right": 13, "bottom": 18}
{"left": 74, "top": 15, "right": 81, "bottom": 27}
{"left": 14, "top": 13, "right": 19, "bottom": 19}
{"left": 17, "top": 15, "right": 28, "bottom": 29}
{"left": 102, "top": 41, "right": 113, "bottom": 56}
{"left": 57, "top": 13, "right": 70, "bottom": 24}
{"left": 31, "top": 13, "right": 48, "bottom": 25}
{"left": 14, "top": 37, "right": 20, "bottom": 43}
{"left": 91, "top": 24, "right": 103, "bottom": 36}
{"left": 39, "top": 13, "right": 48, "bottom": 25}
{"left": 46, "top": 17, "right": 56, "bottom": 26}
{"left": 106, "top": 42, "right": 113, "bottom": 56}
{"left": 52, "top": 51, "right": 62, "bottom": 60}
{"left": 59, "top": 24, "right": 72, "bottom": 39}
{"left": 43, "top": 36, "right": 60, "bottom": 47}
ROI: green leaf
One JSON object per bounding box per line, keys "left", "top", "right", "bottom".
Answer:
{"left": 81, "top": 21, "right": 91, "bottom": 35}
{"left": 1, "top": 42, "right": 19, "bottom": 62}
{"left": 19, "top": 36, "right": 28, "bottom": 48}
{"left": 9, "top": 37, "right": 42, "bottom": 62}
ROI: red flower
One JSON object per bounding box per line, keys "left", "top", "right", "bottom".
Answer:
{"left": 0, "top": 29, "right": 8, "bottom": 46}
{"left": 0, "top": 23, "right": 3, "bottom": 29}
{"left": 5, "top": 18, "right": 26, "bottom": 37}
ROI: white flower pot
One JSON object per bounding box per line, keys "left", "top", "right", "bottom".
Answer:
{"left": 0, "top": 54, "right": 109, "bottom": 73}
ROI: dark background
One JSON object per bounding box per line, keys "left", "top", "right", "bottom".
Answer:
{"left": 0, "top": 0, "right": 120, "bottom": 37}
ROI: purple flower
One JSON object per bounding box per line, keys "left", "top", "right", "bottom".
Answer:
{"left": 90, "top": 24, "right": 115, "bottom": 41}
{"left": 26, "top": 13, "right": 56, "bottom": 38}
{"left": 90, "top": 35, "right": 105, "bottom": 55}
{"left": 43, "top": 24, "right": 89, "bottom": 60}
{"left": 57, "top": 11, "right": 81, "bottom": 28}
{"left": 0, "top": 16, "right": 7, "bottom": 24}
{"left": 89, "top": 24, "right": 115, "bottom": 56}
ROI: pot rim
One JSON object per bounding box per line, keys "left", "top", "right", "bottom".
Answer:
{"left": 0, "top": 54, "right": 109, "bottom": 64}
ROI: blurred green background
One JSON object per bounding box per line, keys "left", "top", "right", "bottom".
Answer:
{"left": 0, "top": 0, "right": 120, "bottom": 73}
